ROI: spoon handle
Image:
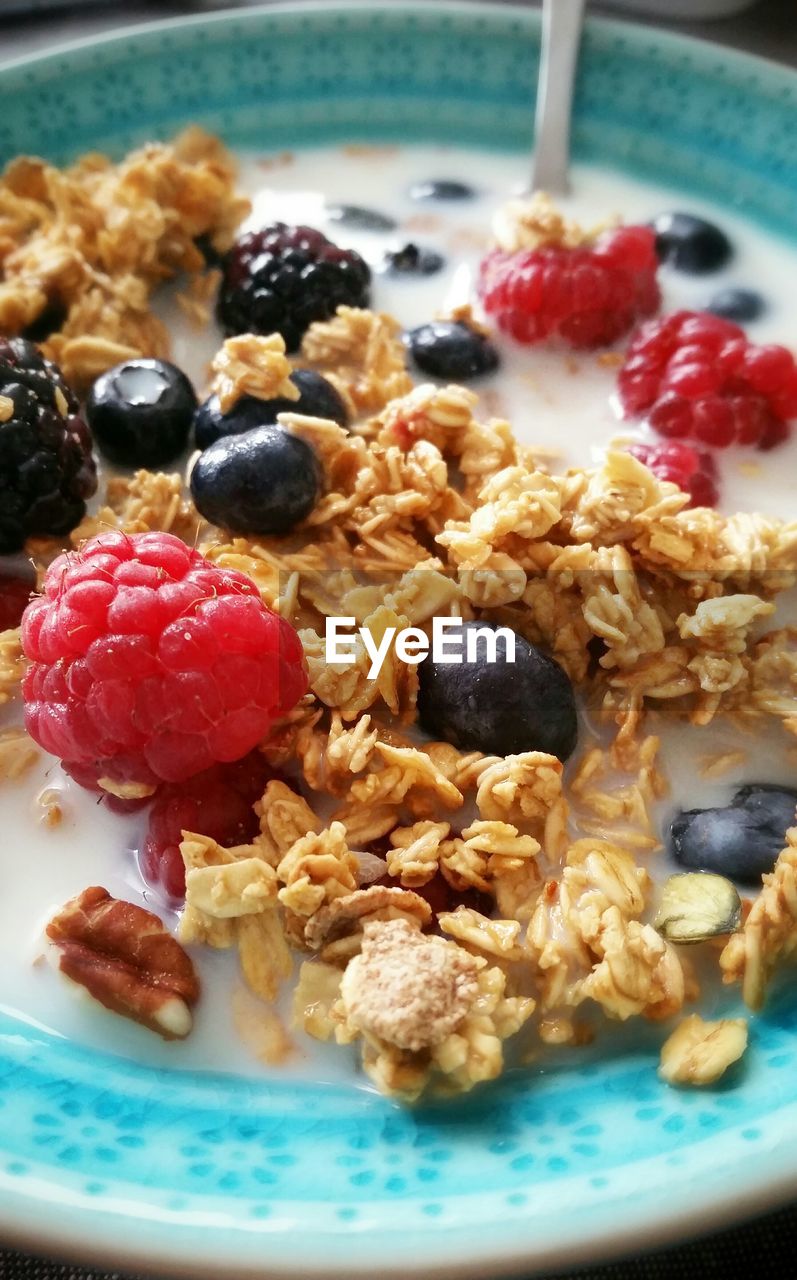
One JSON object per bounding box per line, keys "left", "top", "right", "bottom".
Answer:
{"left": 531, "top": 0, "right": 587, "bottom": 196}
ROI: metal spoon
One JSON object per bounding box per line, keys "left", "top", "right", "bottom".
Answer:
{"left": 530, "top": 0, "right": 587, "bottom": 195}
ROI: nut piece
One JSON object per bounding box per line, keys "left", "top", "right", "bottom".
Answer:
{"left": 659, "top": 1014, "right": 748, "bottom": 1086}
{"left": 654, "top": 872, "right": 742, "bottom": 944}
{"left": 46, "top": 886, "right": 200, "bottom": 1040}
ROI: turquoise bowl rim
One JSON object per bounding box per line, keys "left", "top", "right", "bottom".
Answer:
{"left": 1, "top": 4, "right": 797, "bottom": 1277}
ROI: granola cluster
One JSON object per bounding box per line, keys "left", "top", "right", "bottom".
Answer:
{"left": 0, "top": 127, "right": 248, "bottom": 389}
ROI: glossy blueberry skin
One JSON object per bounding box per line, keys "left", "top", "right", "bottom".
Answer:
{"left": 409, "top": 179, "right": 476, "bottom": 201}
{"left": 381, "top": 243, "right": 446, "bottom": 277}
{"left": 405, "top": 320, "right": 500, "bottom": 381}
{"left": 86, "top": 359, "right": 197, "bottom": 468}
{"left": 707, "top": 287, "right": 765, "bottom": 323}
{"left": 417, "top": 621, "right": 578, "bottom": 761}
{"left": 194, "top": 369, "right": 348, "bottom": 450}
{"left": 651, "top": 211, "right": 732, "bottom": 274}
{"left": 669, "top": 783, "right": 797, "bottom": 885}
{"left": 190, "top": 424, "right": 323, "bottom": 536}
{"left": 326, "top": 204, "right": 397, "bottom": 232}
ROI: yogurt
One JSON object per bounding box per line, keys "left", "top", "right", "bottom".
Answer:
{"left": 1, "top": 142, "right": 796, "bottom": 1078}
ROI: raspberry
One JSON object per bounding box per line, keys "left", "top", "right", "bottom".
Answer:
{"left": 478, "top": 224, "right": 660, "bottom": 349}
{"left": 217, "top": 223, "right": 371, "bottom": 350}
{"left": 628, "top": 441, "right": 719, "bottom": 508}
{"left": 618, "top": 311, "right": 797, "bottom": 449}
{"left": 140, "top": 750, "right": 273, "bottom": 901}
{"left": 0, "top": 337, "right": 97, "bottom": 553}
{"left": 21, "top": 531, "right": 307, "bottom": 790}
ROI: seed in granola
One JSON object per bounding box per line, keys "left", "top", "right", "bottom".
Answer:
{"left": 654, "top": 871, "right": 741, "bottom": 944}
{"left": 417, "top": 621, "right": 578, "bottom": 761}
{"left": 405, "top": 320, "right": 500, "bottom": 382}
{"left": 190, "top": 424, "right": 322, "bottom": 535}
{"left": 194, "top": 369, "right": 348, "bottom": 451}
{"left": 217, "top": 223, "right": 371, "bottom": 350}
{"left": 670, "top": 783, "right": 797, "bottom": 885}
{"left": 86, "top": 359, "right": 197, "bottom": 468}
{"left": 0, "top": 337, "right": 96, "bottom": 553}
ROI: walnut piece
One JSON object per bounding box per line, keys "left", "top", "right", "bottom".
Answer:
{"left": 659, "top": 1014, "right": 748, "bottom": 1086}
{"left": 46, "top": 887, "right": 199, "bottom": 1039}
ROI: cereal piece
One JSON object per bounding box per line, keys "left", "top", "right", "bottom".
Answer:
{"left": 351, "top": 741, "right": 463, "bottom": 812}
{"left": 237, "top": 910, "right": 293, "bottom": 1002}
{"left": 338, "top": 917, "right": 481, "bottom": 1052}
{"left": 491, "top": 191, "right": 608, "bottom": 254}
{"left": 210, "top": 333, "right": 298, "bottom": 413}
{"left": 0, "top": 726, "right": 38, "bottom": 781}
{"left": 276, "top": 821, "right": 359, "bottom": 918}
{"left": 441, "top": 820, "right": 540, "bottom": 896}
{"left": 292, "top": 960, "right": 343, "bottom": 1040}
{"left": 475, "top": 753, "right": 568, "bottom": 857}
{"left": 301, "top": 306, "right": 412, "bottom": 416}
{"left": 232, "top": 985, "right": 294, "bottom": 1065}
{"left": 438, "top": 906, "right": 524, "bottom": 962}
{"left": 659, "top": 1014, "right": 748, "bottom": 1086}
{"left": 68, "top": 469, "right": 202, "bottom": 546}
{"left": 185, "top": 858, "right": 278, "bottom": 919}
{"left": 255, "top": 780, "right": 321, "bottom": 862}
{"left": 720, "top": 828, "right": 797, "bottom": 1009}
{"left": 178, "top": 906, "right": 236, "bottom": 950}
{"left": 303, "top": 885, "right": 431, "bottom": 952}
{"left": 387, "top": 821, "right": 450, "bottom": 887}
{"left": 0, "top": 628, "right": 25, "bottom": 705}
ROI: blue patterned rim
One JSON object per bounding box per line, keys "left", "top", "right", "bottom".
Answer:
{"left": 1, "top": 4, "right": 797, "bottom": 1276}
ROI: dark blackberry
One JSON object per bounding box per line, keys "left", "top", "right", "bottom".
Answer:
{"left": 216, "top": 222, "right": 371, "bottom": 351}
{"left": 0, "top": 337, "right": 96, "bottom": 554}
{"left": 194, "top": 369, "right": 348, "bottom": 451}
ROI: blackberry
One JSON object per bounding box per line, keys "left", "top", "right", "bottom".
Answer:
{"left": 216, "top": 222, "right": 371, "bottom": 351}
{"left": 0, "top": 337, "right": 96, "bottom": 554}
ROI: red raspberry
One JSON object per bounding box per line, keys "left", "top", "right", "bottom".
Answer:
{"left": 21, "top": 531, "right": 307, "bottom": 790}
{"left": 628, "top": 441, "right": 719, "bottom": 508}
{"left": 478, "top": 224, "right": 660, "bottom": 348}
{"left": 140, "top": 750, "right": 273, "bottom": 901}
{"left": 618, "top": 311, "right": 797, "bottom": 449}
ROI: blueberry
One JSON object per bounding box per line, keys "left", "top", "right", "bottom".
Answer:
{"left": 381, "top": 243, "right": 446, "bottom": 277}
{"left": 86, "top": 359, "right": 196, "bottom": 468}
{"left": 669, "top": 783, "right": 797, "bottom": 885}
{"left": 190, "top": 425, "right": 322, "bottom": 535}
{"left": 707, "top": 287, "right": 765, "bottom": 323}
{"left": 326, "top": 204, "right": 397, "bottom": 233}
{"left": 651, "top": 212, "right": 732, "bottom": 274}
{"left": 405, "top": 321, "right": 500, "bottom": 381}
{"left": 409, "top": 180, "right": 476, "bottom": 201}
{"left": 194, "top": 370, "right": 348, "bottom": 450}
{"left": 417, "top": 621, "right": 578, "bottom": 761}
